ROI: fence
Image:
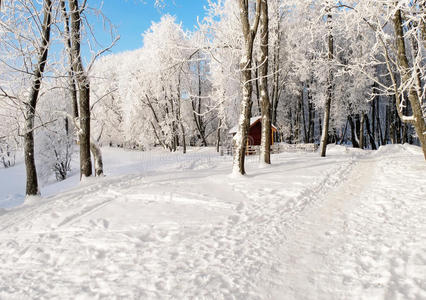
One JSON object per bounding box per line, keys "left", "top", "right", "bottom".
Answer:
{"left": 271, "top": 143, "right": 318, "bottom": 153}
{"left": 222, "top": 143, "right": 319, "bottom": 156}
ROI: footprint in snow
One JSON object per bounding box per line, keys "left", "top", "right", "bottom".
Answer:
{"left": 102, "top": 219, "right": 109, "bottom": 229}
{"left": 228, "top": 215, "right": 240, "bottom": 224}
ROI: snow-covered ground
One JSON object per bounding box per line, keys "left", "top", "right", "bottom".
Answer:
{"left": 0, "top": 145, "right": 425, "bottom": 299}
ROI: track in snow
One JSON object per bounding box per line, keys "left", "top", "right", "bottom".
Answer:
{"left": 0, "top": 145, "right": 424, "bottom": 299}
{"left": 265, "top": 147, "right": 426, "bottom": 300}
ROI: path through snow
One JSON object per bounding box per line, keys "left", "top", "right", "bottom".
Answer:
{"left": 0, "top": 145, "right": 425, "bottom": 299}
{"left": 266, "top": 145, "right": 426, "bottom": 299}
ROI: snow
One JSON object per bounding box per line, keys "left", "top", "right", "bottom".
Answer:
{"left": 0, "top": 145, "right": 425, "bottom": 299}
{"left": 0, "top": 160, "right": 26, "bottom": 209}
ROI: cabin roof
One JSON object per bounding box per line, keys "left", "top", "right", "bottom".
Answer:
{"left": 229, "top": 116, "right": 277, "bottom": 134}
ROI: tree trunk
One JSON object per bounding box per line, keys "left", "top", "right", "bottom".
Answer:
{"left": 60, "top": 0, "right": 78, "bottom": 119}
{"left": 365, "top": 115, "right": 377, "bottom": 150}
{"left": 259, "top": 0, "right": 271, "bottom": 165}
{"left": 181, "top": 124, "right": 186, "bottom": 154}
{"left": 308, "top": 89, "right": 315, "bottom": 143}
{"left": 359, "top": 114, "right": 365, "bottom": 149}
{"left": 389, "top": 102, "right": 396, "bottom": 144}
{"left": 24, "top": 123, "right": 38, "bottom": 196}
{"left": 192, "top": 56, "right": 208, "bottom": 147}
{"left": 24, "top": 0, "right": 53, "bottom": 196}
{"left": 69, "top": 0, "right": 93, "bottom": 177}
{"left": 375, "top": 97, "right": 384, "bottom": 146}
{"left": 233, "top": 0, "right": 261, "bottom": 175}
{"left": 90, "top": 140, "right": 103, "bottom": 176}
{"left": 339, "top": 119, "right": 349, "bottom": 145}
{"left": 216, "top": 120, "right": 221, "bottom": 153}
{"left": 79, "top": 83, "right": 93, "bottom": 176}
{"left": 295, "top": 92, "right": 302, "bottom": 143}
{"left": 271, "top": 7, "right": 281, "bottom": 128}
{"left": 348, "top": 116, "right": 360, "bottom": 148}
{"left": 385, "top": 103, "right": 390, "bottom": 144}
{"left": 371, "top": 90, "right": 377, "bottom": 146}
{"left": 320, "top": 12, "right": 333, "bottom": 157}
{"left": 254, "top": 60, "right": 262, "bottom": 116}
{"left": 301, "top": 88, "right": 307, "bottom": 143}
{"left": 288, "top": 108, "right": 293, "bottom": 143}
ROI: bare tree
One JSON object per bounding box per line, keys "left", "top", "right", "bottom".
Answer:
{"left": 67, "top": 0, "right": 93, "bottom": 178}
{"left": 320, "top": 8, "right": 334, "bottom": 157}
{"left": 61, "top": 0, "right": 107, "bottom": 176}
{"left": 191, "top": 51, "right": 208, "bottom": 147}
{"left": 59, "top": 0, "right": 79, "bottom": 119}
{"left": 233, "top": 0, "right": 261, "bottom": 175}
{"left": 259, "top": 0, "right": 272, "bottom": 164}
{"left": 23, "top": 0, "right": 53, "bottom": 195}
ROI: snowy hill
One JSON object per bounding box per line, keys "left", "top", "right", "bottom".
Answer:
{"left": 0, "top": 145, "right": 425, "bottom": 299}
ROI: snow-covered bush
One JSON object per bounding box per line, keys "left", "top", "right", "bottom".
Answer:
{"left": 0, "top": 137, "right": 17, "bottom": 168}
{"left": 36, "top": 118, "right": 74, "bottom": 182}
{"left": 0, "top": 97, "right": 21, "bottom": 169}
{"left": 35, "top": 90, "right": 75, "bottom": 183}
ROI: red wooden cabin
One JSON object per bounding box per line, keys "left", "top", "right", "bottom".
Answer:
{"left": 229, "top": 116, "right": 278, "bottom": 146}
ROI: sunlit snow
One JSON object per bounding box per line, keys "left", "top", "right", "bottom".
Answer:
{"left": 1, "top": 145, "right": 425, "bottom": 299}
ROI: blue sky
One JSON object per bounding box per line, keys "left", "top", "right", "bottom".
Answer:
{"left": 91, "top": 0, "right": 210, "bottom": 54}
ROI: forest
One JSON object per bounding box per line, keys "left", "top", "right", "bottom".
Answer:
{"left": 0, "top": 0, "right": 425, "bottom": 195}
{"left": 0, "top": 1, "right": 425, "bottom": 298}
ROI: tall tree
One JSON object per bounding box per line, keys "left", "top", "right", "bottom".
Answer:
{"left": 59, "top": 0, "right": 79, "bottom": 119}
{"left": 233, "top": 0, "right": 261, "bottom": 175}
{"left": 62, "top": 0, "right": 104, "bottom": 176}
{"left": 68, "top": 0, "right": 92, "bottom": 177}
{"left": 259, "top": 0, "right": 272, "bottom": 165}
{"left": 320, "top": 7, "right": 334, "bottom": 157}
{"left": 23, "top": 0, "right": 53, "bottom": 195}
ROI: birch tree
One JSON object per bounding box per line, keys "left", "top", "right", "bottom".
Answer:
{"left": 233, "top": 0, "right": 261, "bottom": 175}
{"left": 320, "top": 5, "right": 334, "bottom": 157}
{"left": 259, "top": 0, "right": 272, "bottom": 164}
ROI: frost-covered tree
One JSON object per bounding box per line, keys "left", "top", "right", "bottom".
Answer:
{"left": 91, "top": 58, "right": 123, "bottom": 146}
{"left": 336, "top": 0, "right": 425, "bottom": 158}
{"left": 61, "top": 0, "right": 119, "bottom": 176}
{"left": 91, "top": 16, "right": 195, "bottom": 151}
{"left": 319, "top": 3, "right": 334, "bottom": 157}
{"left": 204, "top": 0, "right": 243, "bottom": 148}
{"left": 91, "top": 14, "right": 226, "bottom": 152}
{"left": 258, "top": 0, "right": 272, "bottom": 164}
{"left": 0, "top": 0, "right": 54, "bottom": 195}
{"left": 233, "top": 0, "right": 261, "bottom": 175}
{"left": 0, "top": 96, "right": 19, "bottom": 169}
{"left": 67, "top": 0, "right": 93, "bottom": 177}
{"left": 36, "top": 89, "right": 75, "bottom": 182}
{"left": 0, "top": 136, "right": 17, "bottom": 169}
{"left": 130, "top": 15, "right": 191, "bottom": 151}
